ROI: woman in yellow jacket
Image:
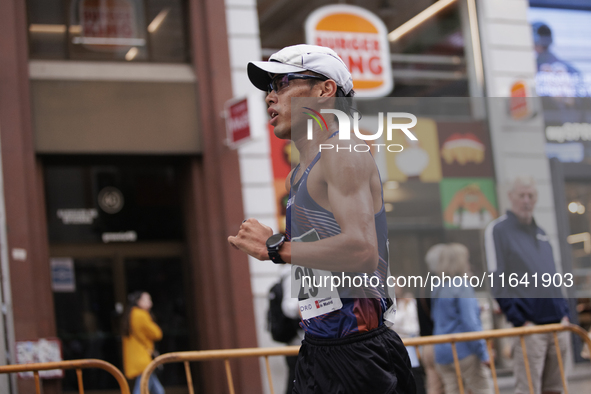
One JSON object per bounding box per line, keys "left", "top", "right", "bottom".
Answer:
{"left": 122, "top": 291, "right": 164, "bottom": 394}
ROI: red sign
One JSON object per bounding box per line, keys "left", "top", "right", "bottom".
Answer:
{"left": 225, "top": 97, "right": 251, "bottom": 147}
{"left": 74, "top": 0, "right": 144, "bottom": 49}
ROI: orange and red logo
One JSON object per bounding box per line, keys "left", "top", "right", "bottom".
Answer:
{"left": 306, "top": 5, "right": 393, "bottom": 97}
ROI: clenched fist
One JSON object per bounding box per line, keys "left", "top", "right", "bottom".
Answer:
{"left": 228, "top": 218, "right": 274, "bottom": 260}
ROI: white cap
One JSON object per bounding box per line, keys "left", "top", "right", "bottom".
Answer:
{"left": 248, "top": 44, "right": 353, "bottom": 95}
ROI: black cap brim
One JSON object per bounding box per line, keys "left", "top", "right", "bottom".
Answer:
{"left": 247, "top": 61, "right": 307, "bottom": 92}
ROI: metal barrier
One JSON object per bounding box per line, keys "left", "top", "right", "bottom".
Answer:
{"left": 141, "top": 323, "right": 591, "bottom": 394}
{"left": 403, "top": 323, "right": 591, "bottom": 394}
{"left": 0, "top": 359, "right": 130, "bottom": 394}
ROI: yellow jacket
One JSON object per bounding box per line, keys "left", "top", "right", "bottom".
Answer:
{"left": 122, "top": 307, "right": 163, "bottom": 379}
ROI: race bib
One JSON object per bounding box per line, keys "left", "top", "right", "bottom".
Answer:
{"left": 291, "top": 229, "right": 343, "bottom": 320}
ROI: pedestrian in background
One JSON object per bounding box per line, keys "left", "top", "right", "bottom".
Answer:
{"left": 418, "top": 244, "right": 446, "bottom": 394}
{"left": 432, "top": 243, "right": 492, "bottom": 394}
{"left": 122, "top": 291, "right": 165, "bottom": 394}
{"left": 485, "top": 176, "right": 569, "bottom": 394}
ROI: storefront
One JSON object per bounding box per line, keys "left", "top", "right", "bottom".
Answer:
{"left": 246, "top": 0, "right": 588, "bottom": 390}
{"left": 255, "top": 0, "right": 493, "bottom": 302}
{"left": 245, "top": 1, "right": 499, "bottom": 391}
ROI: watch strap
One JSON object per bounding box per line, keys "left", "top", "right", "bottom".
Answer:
{"left": 267, "top": 234, "right": 287, "bottom": 264}
{"left": 268, "top": 249, "right": 286, "bottom": 264}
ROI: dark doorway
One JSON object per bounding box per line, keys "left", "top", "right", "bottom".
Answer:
{"left": 44, "top": 156, "right": 198, "bottom": 392}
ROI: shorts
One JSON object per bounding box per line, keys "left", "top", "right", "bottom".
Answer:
{"left": 293, "top": 324, "right": 416, "bottom": 394}
{"left": 513, "top": 331, "right": 569, "bottom": 394}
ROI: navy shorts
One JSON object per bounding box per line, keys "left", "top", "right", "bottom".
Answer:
{"left": 293, "top": 324, "right": 416, "bottom": 394}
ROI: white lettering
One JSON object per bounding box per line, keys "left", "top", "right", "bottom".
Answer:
{"left": 387, "top": 144, "right": 404, "bottom": 152}
{"left": 546, "top": 123, "right": 591, "bottom": 143}
{"left": 387, "top": 113, "right": 418, "bottom": 140}
{"left": 321, "top": 109, "right": 350, "bottom": 139}
{"left": 353, "top": 112, "right": 383, "bottom": 140}
{"left": 353, "top": 276, "right": 363, "bottom": 287}
{"left": 102, "top": 231, "right": 137, "bottom": 243}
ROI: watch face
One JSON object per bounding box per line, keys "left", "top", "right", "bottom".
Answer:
{"left": 266, "top": 233, "right": 285, "bottom": 249}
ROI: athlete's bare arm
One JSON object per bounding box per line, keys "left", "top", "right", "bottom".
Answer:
{"left": 228, "top": 141, "right": 381, "bottom": 274}
{"left": 289, "top": 140, "right": 380, "bottom": 273}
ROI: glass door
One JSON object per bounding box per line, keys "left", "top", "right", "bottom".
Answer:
{"left": 53, "top": 257, "right": 121, "bottom": 390}
{"left": 51, "top": 243, "right": 194, "bottom": 393}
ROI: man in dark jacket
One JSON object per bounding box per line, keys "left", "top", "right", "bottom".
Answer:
{"left": 485, "top": 176, "right": 569, "bottom": 394}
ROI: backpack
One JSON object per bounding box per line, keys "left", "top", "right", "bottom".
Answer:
{"left": 267, "top": 279, "right": 301, "bottom": 343}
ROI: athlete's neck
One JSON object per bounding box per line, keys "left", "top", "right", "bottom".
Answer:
{"left": 292, "top": 117, "right": 338, "bottom": 167}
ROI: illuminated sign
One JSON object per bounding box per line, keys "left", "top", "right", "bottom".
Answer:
{"left": 528, "top": 6, "right": 591, "bottom": 161}
{"left": 305, "top": 5, "right": 393, "bottom": 97}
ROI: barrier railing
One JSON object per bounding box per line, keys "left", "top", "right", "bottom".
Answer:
{"left": 403, "top": 323, "right": 591, "bottom": 394}
{"left": 0, "top": 359, "right": 130, "bottom": 394}
{"left": 140, "top": 323, "right": 591, "bottom": 394}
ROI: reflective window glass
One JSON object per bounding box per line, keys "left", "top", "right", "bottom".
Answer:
{"left": 27, "top": 0, "right": 189, "bottom": 62}
{"left": 28, "top": 0, "right": 68, "bottom": 59}
{"left": 257, "top": 0, "right": 469, "bottom": 97}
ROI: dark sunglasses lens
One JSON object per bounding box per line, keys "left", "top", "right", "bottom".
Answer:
{"left": 272, "top": 75, "right": 290, "bottom": 92}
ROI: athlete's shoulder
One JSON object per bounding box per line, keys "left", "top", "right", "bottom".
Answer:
{"left": 321, "top": 138, "right": 375, "bottom": 179}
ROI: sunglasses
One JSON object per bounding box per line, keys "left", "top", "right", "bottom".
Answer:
{"left": 267, "top": 73, "right": 327, "bottom": 94}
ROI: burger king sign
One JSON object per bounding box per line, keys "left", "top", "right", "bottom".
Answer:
{"left": 305, "top": 5, "right": 393, "bottom": 97}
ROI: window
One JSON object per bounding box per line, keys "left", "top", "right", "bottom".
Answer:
{"left": 257, "top": 0, "right": 469, "bottom": 97}
{"left": 27, "top": 0, "right": 189, "bottom": 62}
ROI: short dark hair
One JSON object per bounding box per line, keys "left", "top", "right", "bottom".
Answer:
{"left": 335, "top": 86, "right": 356, "bottom": 118}
{"left": 305, "top": 71, "right": 356, "bottom": 117}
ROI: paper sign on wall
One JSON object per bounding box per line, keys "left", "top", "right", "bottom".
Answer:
{"left": 16, "top": 338, "right": 64, "bottom": 379}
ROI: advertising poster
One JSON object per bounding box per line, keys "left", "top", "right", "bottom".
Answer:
{"left": 528, "top": 4, "right": 591, "bottom": 163}
{"left": 440, "top": 178, "right": 498, "bottom": 229}
{"left": 437, "top": 121, "right": 494, "bottom": 177}
{"left": 384, "top": 117, "right": 442, "bottom": 183}
{"left": 71, "top": 0, "right": 146, "bottom": 50}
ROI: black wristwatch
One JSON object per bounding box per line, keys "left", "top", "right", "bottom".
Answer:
{"left": 266, "top": 233, "right": 287, "bottom": 264}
